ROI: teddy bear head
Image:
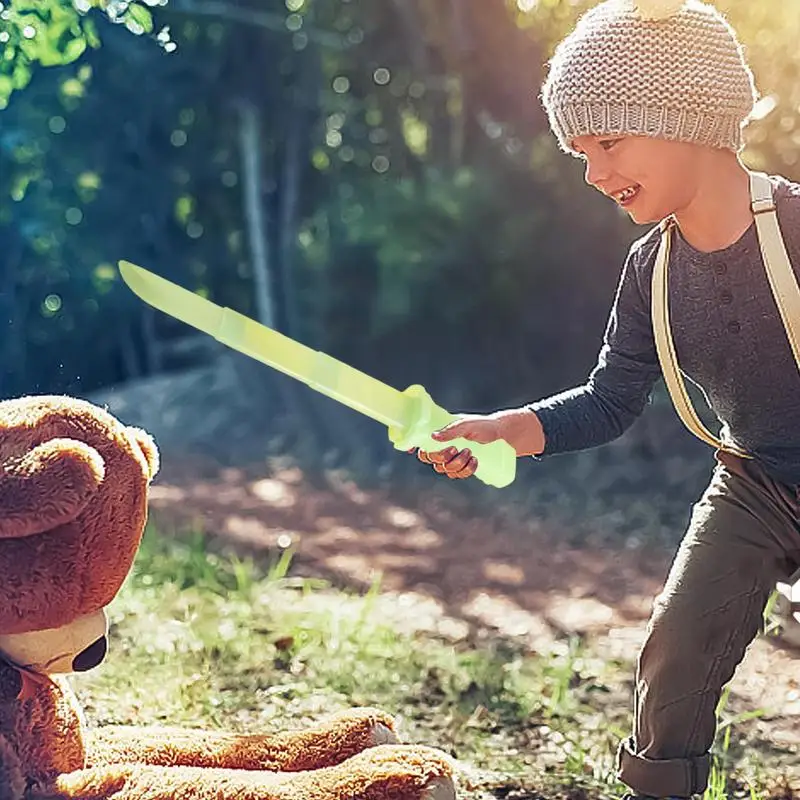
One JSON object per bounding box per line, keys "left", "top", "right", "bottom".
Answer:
{"left": 0, "top": 395, "right": 158, "bottom": 700}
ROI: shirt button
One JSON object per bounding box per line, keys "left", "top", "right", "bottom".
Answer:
{"left": 720, "top": 290, "right": 733, "bottom": 305}
{"left": 714, "top": 262, "right": 727, "bottom": 275}
{"left": 727, "top": 320, "right": 741, "bottom": 334}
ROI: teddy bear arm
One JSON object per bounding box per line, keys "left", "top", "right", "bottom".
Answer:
{"left": 0, "top": 440, "right": 104, "bottom": 539}
{"left": 85, "top": 726, "right": 294, "bottom": 771}
{"left": 86, "top": 708, "right": 398, "bottom": 772}
{"left": 31, "top": 762, "right": 287, "bottom": 800}
{"left": 35, "top": 745, "right": 455, "bottom": 800}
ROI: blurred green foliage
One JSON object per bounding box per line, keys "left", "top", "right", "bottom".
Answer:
{"left": 0, "top": 1, "right": 169, "bottom": 107}
{"left": 0, "top": 0, "right": 796, "bottom": 408}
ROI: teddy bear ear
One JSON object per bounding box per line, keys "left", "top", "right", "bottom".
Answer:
{"left": 0, "top": 439, "right": 105, "bottom": 540}
{"left": 127, "top": 427, "right": 160, "bottom": 481}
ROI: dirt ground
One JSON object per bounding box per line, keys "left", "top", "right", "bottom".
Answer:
{"left": 147, "top": 451, "right": 800, "bottom": 777}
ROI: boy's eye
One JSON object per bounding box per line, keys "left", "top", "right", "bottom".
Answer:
{"left": 599, "top": 138, "right": 621, "bottom": 151}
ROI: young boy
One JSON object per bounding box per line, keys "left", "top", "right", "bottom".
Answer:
{"left": 412, "top": 1, "right": 800, "bottom": 797}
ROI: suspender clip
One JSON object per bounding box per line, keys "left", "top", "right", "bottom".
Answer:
{"left": 752, "top": 198, "right": 776, "bottom": 215}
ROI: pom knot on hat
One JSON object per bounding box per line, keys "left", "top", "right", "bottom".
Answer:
{"left": 540, "top": 0, "right": 758, "bottom": 155}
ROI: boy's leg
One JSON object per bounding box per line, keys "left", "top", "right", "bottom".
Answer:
{"left": 616, "top": 452, "right": 800, "bottom": 798}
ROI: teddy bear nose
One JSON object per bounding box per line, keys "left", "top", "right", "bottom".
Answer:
{"left": 72, "top": 636, "right": 108, "bottom": 672}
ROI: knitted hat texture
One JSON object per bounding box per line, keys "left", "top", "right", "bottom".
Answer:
{"left": 541, "top": 0, "right": 758, "bottom": 155}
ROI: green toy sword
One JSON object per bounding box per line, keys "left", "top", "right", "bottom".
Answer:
{"left": 118, "top": 261, "right": 517, "bottom": 488}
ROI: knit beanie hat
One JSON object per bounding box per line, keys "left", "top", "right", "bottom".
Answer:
{"left": 541, "top": 0, "right": 758, "bottom": 155}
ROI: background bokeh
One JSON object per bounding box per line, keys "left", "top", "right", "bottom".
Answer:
{"left": 2, "top": 0, "right": 799, "bottom": 540}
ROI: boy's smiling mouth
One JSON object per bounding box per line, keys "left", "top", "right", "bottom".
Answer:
{"left": 613, "top": 184, "right": 641, "bottom": 205}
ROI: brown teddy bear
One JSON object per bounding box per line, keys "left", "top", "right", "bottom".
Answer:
{"left": 0, "top": 395, "right": 456, "bottom": 800}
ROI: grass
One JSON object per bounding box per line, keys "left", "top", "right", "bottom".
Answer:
{"left": 70, "top": 523, "right": 796, "bottom": 800}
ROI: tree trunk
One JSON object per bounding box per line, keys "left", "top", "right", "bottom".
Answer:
{"left": 238, "top": 99, "right": 276, "bottom": 328}
{"left": 119, "top": 322, "right": 142, "bottom": 380}
{"left": 447, "top": 0, "right": 470, "bottom": 168}
{"left": 140, "top": 304, "right": 162, "bottom": 374}
{"left": 0, "top": 228, "right": 23, "bottom": 395}
{"left": 387, "top": 0, "right": 430, "bottom": 74}
{"left": 278, "top": 47, "right": 320, "bottom": 342}
{"left": 278, "top": 99, "right": 303, "bottom": 340}
{"left": 127, "top": 110, "right": 178, "bottom": 377}
{"left": 233, "top": 95, "right": 334, "bottom": 469}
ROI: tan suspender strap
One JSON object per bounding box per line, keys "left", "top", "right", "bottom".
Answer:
{"left": 652, "top": 171, "right": 800, "bottom": 459}
{"left": 650, "top": 216, "right": 746, "bottom": 455}
{"left": 750, "top": 171, "right": 800, "bottom": 368}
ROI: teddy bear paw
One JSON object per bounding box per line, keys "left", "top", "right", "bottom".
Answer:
{"left": 369, "top": 722, "right": 398, "bottom": 746}
{"left": 420, "top": 775, "right": 457, "bottom": 800}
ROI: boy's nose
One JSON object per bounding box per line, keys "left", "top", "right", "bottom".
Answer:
{"left": 584, "top": 156, "right": 611, "bottom": 189}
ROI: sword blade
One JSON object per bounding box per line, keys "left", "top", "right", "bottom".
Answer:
{"left": 118, "top": 261, "right": 411, "bottom": 430}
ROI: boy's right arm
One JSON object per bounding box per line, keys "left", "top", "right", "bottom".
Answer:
{"left": 413, "top": 242, "right": 662, "bottom": 480}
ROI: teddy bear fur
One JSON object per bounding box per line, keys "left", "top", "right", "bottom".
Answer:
{"left": 0, "top": 395, "right": 455, "bottom": 800}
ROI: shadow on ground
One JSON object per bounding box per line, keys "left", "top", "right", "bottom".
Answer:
{"left": 147, "top": 451, "right": 800, "bottom": 772}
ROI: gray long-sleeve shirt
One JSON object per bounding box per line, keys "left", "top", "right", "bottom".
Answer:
{"left": 529, "top": 173, "right": 800, "bottom": 487}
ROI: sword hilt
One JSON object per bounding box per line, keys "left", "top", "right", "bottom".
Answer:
{"left": 388, "top": 385, "right": 517, "bottom": 489}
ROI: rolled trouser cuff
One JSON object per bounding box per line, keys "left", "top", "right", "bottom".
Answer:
{"left": 616, "top": 737, "right": 710, "bottom": 798}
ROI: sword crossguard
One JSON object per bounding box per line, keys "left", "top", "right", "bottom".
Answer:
{"left": 388, "top": 385, "right": 517, "bottom": 489}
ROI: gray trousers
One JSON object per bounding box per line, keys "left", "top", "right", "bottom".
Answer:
{"left": 616, "top": 450, "right": 800, "bottom": 797}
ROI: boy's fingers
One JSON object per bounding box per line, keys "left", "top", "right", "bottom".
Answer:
{"left": 425, "top": 447, "right": 460, "bottom": 465}
{"left": 444, "top": 448, "right": 472, "bottom": 473}
{"left": 417, "top": 448, "right": 457, "bottom": 465}
{"left": 431, "top": 421, "right": 469, "bottom": 442}
{"left": 460, "top": 456, "right": 478, "bottom": 478}
{"left": 432, "top": 419, "right": 496, "bottom": 445}
{"left": 412, "top": 444, "right": 475, "bottom": 477}
{"left": 444, "top": 455, "right": 477, "bottom": 480}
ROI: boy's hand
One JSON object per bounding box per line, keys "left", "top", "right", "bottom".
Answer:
{"left": 408, "top": 409, "right": 545, "bottom": 479}
{"left": 408, "top": 414, "right": 504, "bottom": 480}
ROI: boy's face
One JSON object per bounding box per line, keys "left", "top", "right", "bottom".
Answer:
{"left": 572, "top": 134, "right": 701, "bottom": 224}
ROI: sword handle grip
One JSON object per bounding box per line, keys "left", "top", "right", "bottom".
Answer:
{"left": 388, "top": 385, "right": 517, "bottom": 489}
